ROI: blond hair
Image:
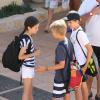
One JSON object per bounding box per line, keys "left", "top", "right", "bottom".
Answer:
{"left": 50, "top": 19, "right": 67, "bottom": 35}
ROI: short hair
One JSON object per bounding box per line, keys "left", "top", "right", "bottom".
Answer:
{"left": 50, "top": 19, "right": 67, "bottom": 35}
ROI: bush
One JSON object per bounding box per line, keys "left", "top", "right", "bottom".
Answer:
{"left": 0, "top": 2, "right": 35, "bottom": 18}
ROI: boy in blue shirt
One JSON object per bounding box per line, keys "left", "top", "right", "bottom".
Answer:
{"left": 36, "top": 19, "right": 82, "bottom": 100}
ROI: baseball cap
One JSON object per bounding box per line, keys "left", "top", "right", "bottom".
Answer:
{"left": 63, "top": 10, "right": 80, "bottom": 21}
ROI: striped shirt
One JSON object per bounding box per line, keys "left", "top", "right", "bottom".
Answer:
{"left": 20, "top": 34, "right": 36, "bottom": 67}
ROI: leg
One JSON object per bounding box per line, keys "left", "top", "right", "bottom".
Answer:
{"left": 22, "top": 78, "right": 33, "bottom": 100}
{"left": 96, "top": 67, "right": 100, "bottom": 97}
{"left": 64, "top": 93, "right": 70, "bottom": 100}
{"left": 75, "top": 86, "right": 82, "bottom": 100}
{"left": 45, "top": 8, "right": 54, "bottom": 31}
{"left": 69, "top": 0, "right": 81, "bottom": 11}
{"left": 86, "top": 76, "right": 93, "bottom": 95}
{"left": 92, "top": 46, "right": 100, "bottom": 99}
{"left": 81, "top": 82, "right": 88, "bottom": 100}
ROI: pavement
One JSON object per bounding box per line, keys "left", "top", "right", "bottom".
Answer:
{"left": 0, "top": 11, "right": 98, "bottom": 100}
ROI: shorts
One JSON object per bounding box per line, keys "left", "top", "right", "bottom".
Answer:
{"left": 93, "top": 46, "right": 100, "bottom": 67}
{"left": 21, "top": 65, "right": 35, "bottom": 79}
{"left": 80, "top": 65, "right": 87, "bottom": 82}
{"left": 52, "top": 80, "right": 70, "bottom": 98}
{"left": 45, "top": 0, "right": 68, "bottom": 9}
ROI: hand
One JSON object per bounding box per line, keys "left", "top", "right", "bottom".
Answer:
{"left": 35, "top": 66, "right": 47, "bottom": 73}
{"left": 91, "top": 6, "right": 100, "bottom": 15}
{"left": 34, "top": 50, "right": 41, "bottom": 56}
{"left": 82, "top": 66, "right": 87, "bottom": 74}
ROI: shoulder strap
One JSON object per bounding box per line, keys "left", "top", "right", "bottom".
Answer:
{"left": 76, "top": 30, "right": 87, "bottom": 58}
{"left": 60, "top": 40, "right": 72, "bottom": 61}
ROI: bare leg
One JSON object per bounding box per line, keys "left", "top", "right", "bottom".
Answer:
{"left": 97, "top": 67, "right": 100, "bottom": 97}
{"left": 69, "top": 0, "right": 81, "bottom": 11}
{"left": 86, "top": 76, "right": 93, "bottom": 95}
{"left": 22, "top": 78, "right": 33, "bottom": 100}
{"left": 81, "top": 82, "right": 88, "bottom": 100}
{"left": 45, "top": 8, "right": 54, "bottom": 31}
{"left": 75, "top": 86, "right": 83, "bottom": 100}
{"left": 64, "top": 93, "right": 70, "bottom": 100}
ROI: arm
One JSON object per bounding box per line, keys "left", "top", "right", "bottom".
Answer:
{"left": 36, "top": 60, "right": 65, "bottom": 72}
{"left": 36, "top": 45, "right": 66, "bottom": 72}
{"left": 80, "top": 13, "right": 92, "bottom": 27}
{"left": 80, "top": 6, "right": 100, "bottom": 26}
{"left": 18, "top": 47, "right": 40, "bottom": 60}
{"left": 47, "top": 61, "right": 65, "bottom": 71}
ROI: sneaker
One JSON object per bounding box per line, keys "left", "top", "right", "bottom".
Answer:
{"left": 95, "top": 94, "right": 100, "bottom": 100}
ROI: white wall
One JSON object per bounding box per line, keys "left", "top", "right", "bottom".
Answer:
{"left": 0, "top": 0, "right": 23, "bottom": 8}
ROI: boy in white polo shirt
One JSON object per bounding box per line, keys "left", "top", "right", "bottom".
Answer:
{"left": 65, "top": 11, "right": 93, "bottom": 100}
{"left": 78, "top": 0, "right": 100, "bottom": 99}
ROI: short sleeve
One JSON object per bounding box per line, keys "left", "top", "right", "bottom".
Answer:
{"left": 20, "top": 38, "right": 30, "bottom": 48}
{"left": 55, "top": 45, "right": 66, "bottom": 63}
{"left": 78, "top": 31, "right": 90, "bottom": 46}
{"left": 78, "top": 0, "right": 88, "bottom": 16}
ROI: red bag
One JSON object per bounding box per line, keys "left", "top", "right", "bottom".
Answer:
{"left": 69, "top": 62, "right": 82, "bottom": 89}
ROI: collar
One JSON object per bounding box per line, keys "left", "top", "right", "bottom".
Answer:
{"left": 64, "top": 37, "right": 68, "bottom": 45}
{"left": 72, "top": 26, "right": 83, "bottom": 33}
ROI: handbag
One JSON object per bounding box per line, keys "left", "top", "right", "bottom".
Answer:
{"left": 76, "top": 30, "right": 98, "bottom": 77}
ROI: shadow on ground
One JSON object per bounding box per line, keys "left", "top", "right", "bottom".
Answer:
{"left": 0, "top": 75, "right": 52, "bottom": 100}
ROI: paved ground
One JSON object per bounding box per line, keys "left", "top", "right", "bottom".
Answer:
{"left": 0, "top": 11, "right": 97, "bottom": 100}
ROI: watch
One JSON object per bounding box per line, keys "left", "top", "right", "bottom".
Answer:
{"left": 90, "top": 12, "right": 93, "bottom": 16}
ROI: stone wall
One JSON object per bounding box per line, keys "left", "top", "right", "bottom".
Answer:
{"left": 0, "top": 0, "right": 23, "bottom": 8}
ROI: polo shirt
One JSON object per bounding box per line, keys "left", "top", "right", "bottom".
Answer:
{"left": 70, "top": 27, "right": 90, "bottom": 66}
{"left": 78, "top": 0, "right": 100, "bottom": 47}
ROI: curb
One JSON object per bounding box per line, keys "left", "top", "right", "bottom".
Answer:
{"left": 0, "top": 97, "right": 8, "bottom": 100}
{"left": 0, "top": 6, "right": 69, "bottom": 33}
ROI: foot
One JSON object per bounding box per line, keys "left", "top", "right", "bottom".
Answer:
{"left": 95, "top": 94, "right": 100, "bottom": 100}
{"left": 44, "top": 30, "right": 49, "bottom": 33}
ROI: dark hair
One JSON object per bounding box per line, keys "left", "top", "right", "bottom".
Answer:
{"left": 20, "top": 16, "right": 39, "bottom": 35}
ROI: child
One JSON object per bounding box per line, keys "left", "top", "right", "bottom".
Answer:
{"left": 18, "top": 16, "right": 40, "bottom": 100}
{"left": 36, "top": 19, "right": 82, "bottom": 100}
{"left": 64, "top": 11, "right": 93, "bottom": 100}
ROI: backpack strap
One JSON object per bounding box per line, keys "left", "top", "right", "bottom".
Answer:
{"left": 20, "top": 34, "right": 32, "bottom": 54}
{"left": 76, "top": 30, "right": 87, "bottom": 58}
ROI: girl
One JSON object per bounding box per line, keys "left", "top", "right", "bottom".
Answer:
{"left": 18, "top": 16, "right": 40, "bottom": 100}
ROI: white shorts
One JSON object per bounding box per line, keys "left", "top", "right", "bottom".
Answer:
{"left": 45, "top": 0, "right": 68, "bottom": 9}
{"left": 21, "top": 65, "right": 35, "bottom": 79}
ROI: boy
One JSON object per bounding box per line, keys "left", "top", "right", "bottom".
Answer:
{"left": 36, "top": 19, "right": 82, "bottom": 100}
{"left": 64, "top": 11, "right": 93, "bottom": 100}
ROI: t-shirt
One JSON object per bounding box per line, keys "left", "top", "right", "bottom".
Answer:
{"left": 78, "top": 0, "right": 100, "bottom": 47}
{"left": 54, "top": 37, "right": 72, "bottom": 83}
{"left": 70, "top": 27, "right": 90, "bottom": 66}
{"left": 20, "top": 34, "right": 36, "bottom": 67}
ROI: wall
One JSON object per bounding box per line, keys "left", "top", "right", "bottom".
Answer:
{"left": 0, "top": 0, "right": 23, "bottom": 8}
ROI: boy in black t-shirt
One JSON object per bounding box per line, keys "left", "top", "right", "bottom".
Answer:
{"left": 36, "top": 19, "right": 82, "bottom": 100}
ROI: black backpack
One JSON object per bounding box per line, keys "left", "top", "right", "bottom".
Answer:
{"left": 2, "top": 34, "right": 31, "bottom": 72}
